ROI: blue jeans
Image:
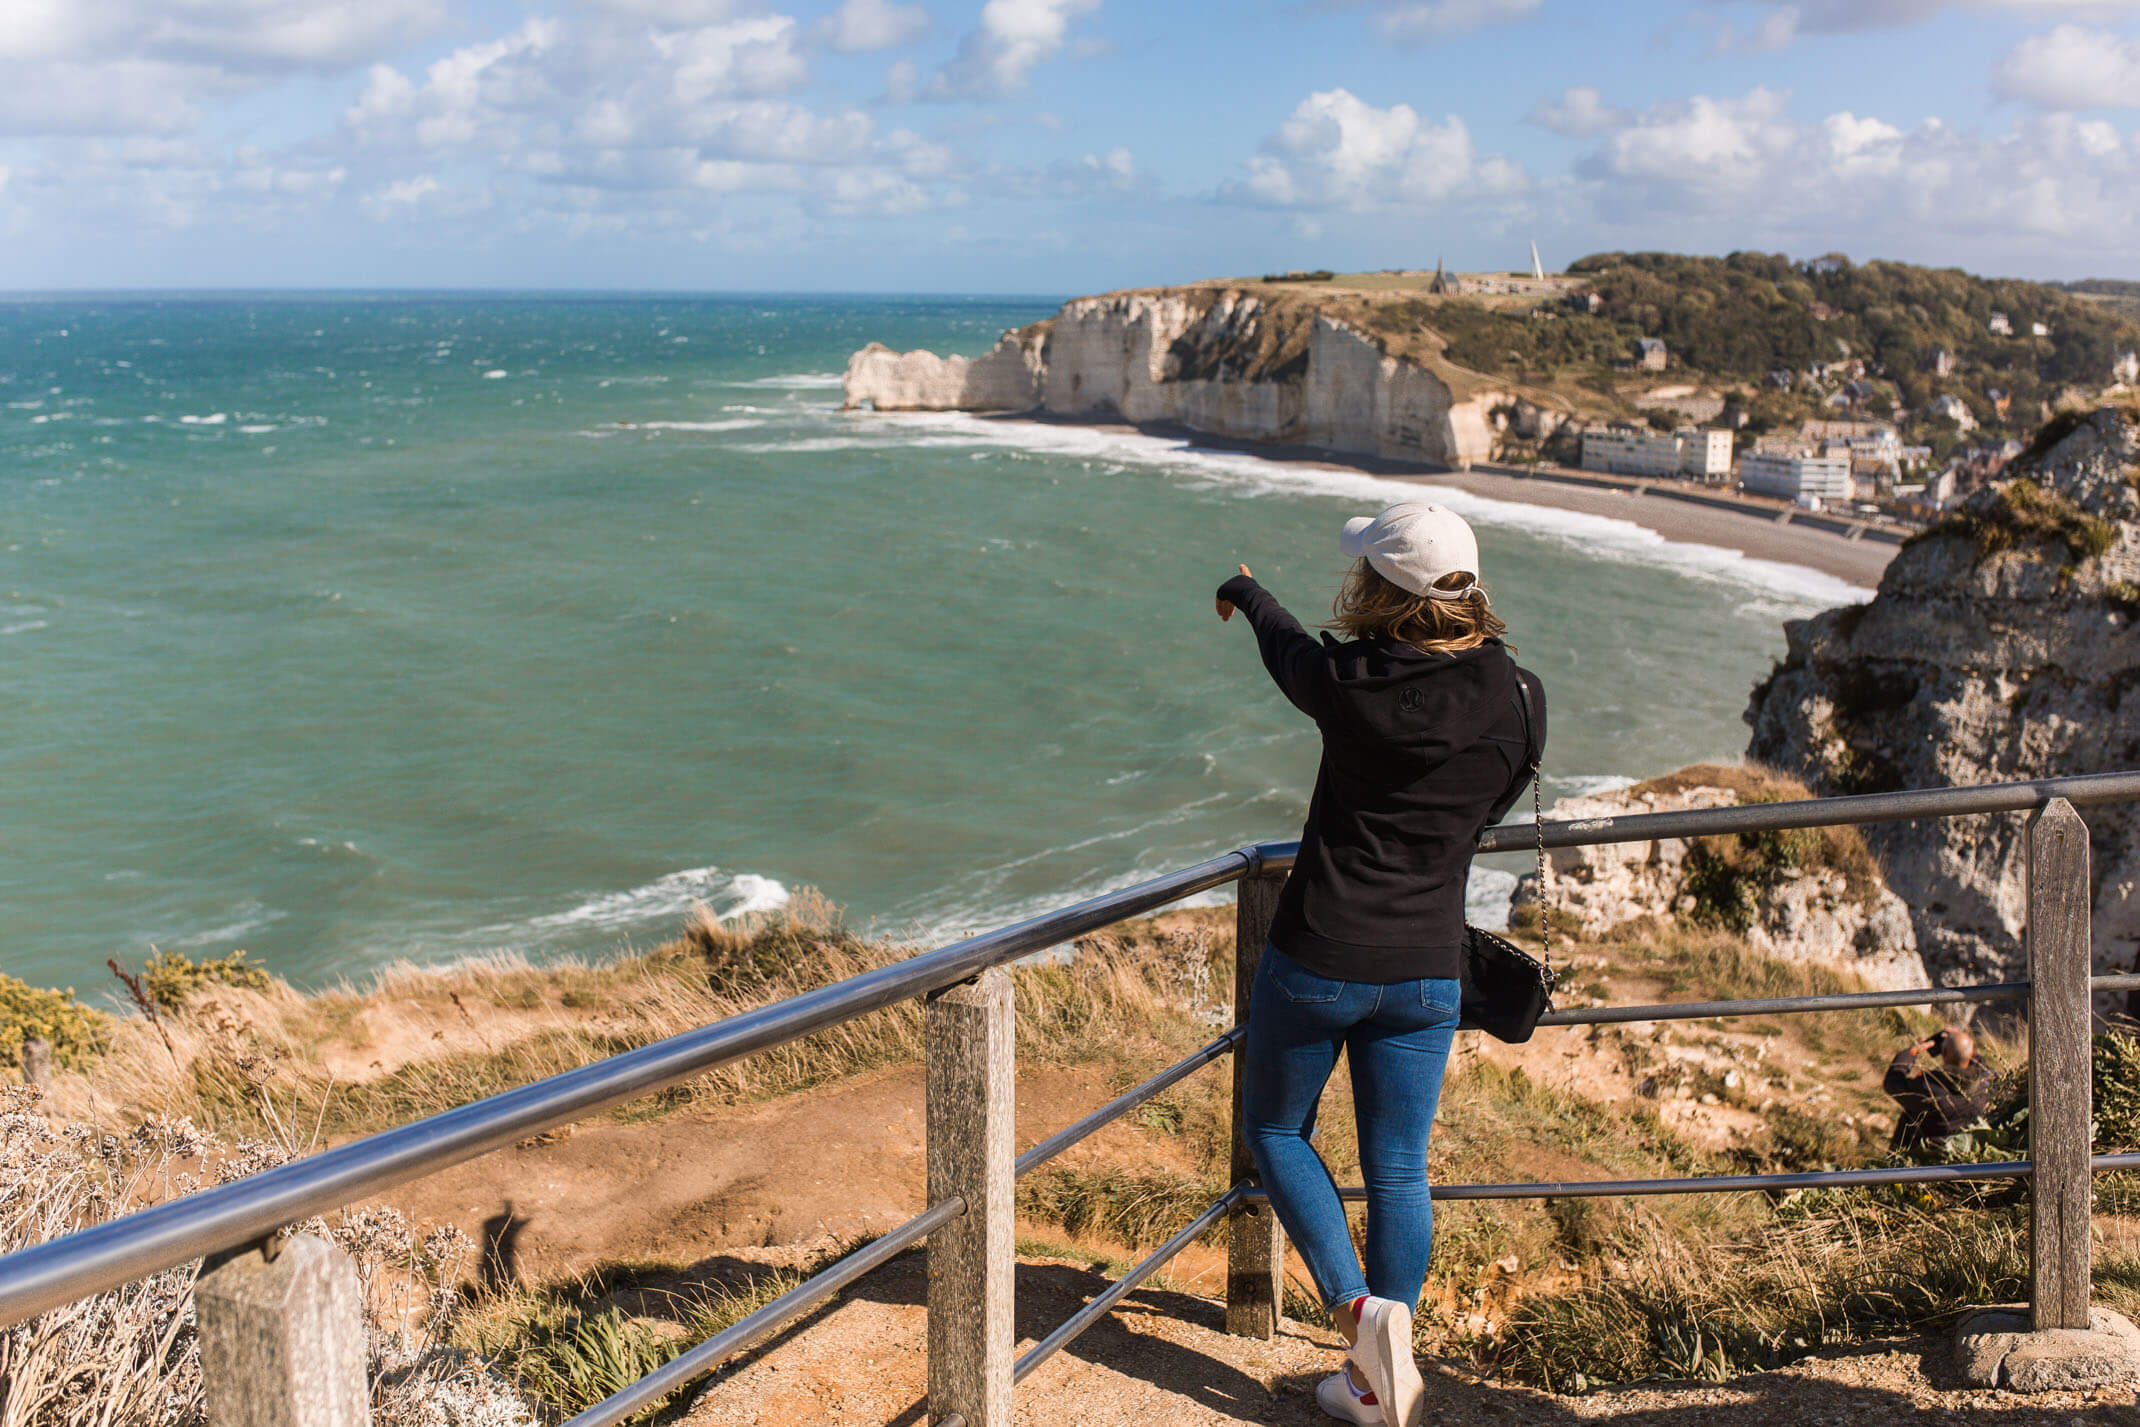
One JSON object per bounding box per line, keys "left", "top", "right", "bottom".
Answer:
{"left": 1241, "top": 943, "right": 1460, "bottom": 1312}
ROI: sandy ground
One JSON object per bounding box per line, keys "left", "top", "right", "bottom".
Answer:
{"left": 667, "top": 1246, "right": 2140, "bottom": 1426}
{"left": 1434, "top": 470, "right": 1897, "bottom": 592}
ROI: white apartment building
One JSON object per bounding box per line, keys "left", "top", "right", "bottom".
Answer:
{"left": 1580, "top": 425, "right": 1734, "bottom": 482}
{"left": 1741, "top": 450, "right": 1854, "bottom": 508}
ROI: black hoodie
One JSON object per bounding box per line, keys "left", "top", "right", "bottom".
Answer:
{"left": 1219, "top": 573, "right": 1545, "bottom": 984}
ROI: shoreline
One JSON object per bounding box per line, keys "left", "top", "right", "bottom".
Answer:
{"left": 986, "top": 412, "right": 1899, "bottom": 591}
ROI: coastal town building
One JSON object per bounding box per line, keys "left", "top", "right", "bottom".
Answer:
{"left": 1930, "top": 393, "right": 1978, "bottom": 430}
{"left": 1635, "top": 338, "right": 1669, "bottom": 371}
{"left": 2115, "top": 351, "right": 2139, "bottom": 386}
{"left": 1580, "top": 424, "right": 1733, "bottom": 481}
{"left": 1741, "top": 449, "right": 1854, "bottom": 508}
{"left": 1988, "top": 311, "right": 2013, "bottom": 336}
{"left": 1926, "top": 348, "right": 1956, "bottom": 377}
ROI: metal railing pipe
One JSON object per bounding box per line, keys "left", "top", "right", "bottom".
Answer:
{"left": 1012, "top": 1186, "right": 1245, "bottom": 1385}
{"left": 0, "top": 848, "right": 1256, "bottom": 1329}
{"left": 562, "top": 1196, "right": 966, "bottom": 1427}
{"left": 1240, "top": 1152, "right": 2140, "bottom": 1205}
{"left": 1015, "top": 1027, "right": 1243, "bottom": 1178}
{"left": 1533, "top": 980, "right": 2031, "bottom": 1028}
{"left": 1528, "top": 971, "right": 2140, "bottom": 1031}
{"left": 1473, "top": 769, "right": 2140, "bottom": 856}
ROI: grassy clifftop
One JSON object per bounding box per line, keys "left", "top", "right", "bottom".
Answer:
{"left": 1101, "top": 251, "right": 2140, "bottom": 453}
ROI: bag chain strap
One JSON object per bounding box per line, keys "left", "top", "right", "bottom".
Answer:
{"left": 1533, "top": 765, "right": 1553, "bottom": 979}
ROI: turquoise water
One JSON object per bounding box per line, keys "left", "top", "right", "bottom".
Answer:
{"left": 0, "top": 295, "right": 1868, "bottom": 992}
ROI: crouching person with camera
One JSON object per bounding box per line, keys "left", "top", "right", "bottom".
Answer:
{"left": 1884, "top": 1027, "right": 1991, "bottom": 1151}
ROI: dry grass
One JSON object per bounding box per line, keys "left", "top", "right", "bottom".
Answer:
{"left": 0, "top": 1084, "right": 532, "bottom": 1427}
{"left": 53, "top": 895, "right": 1233, "bottom": 1148}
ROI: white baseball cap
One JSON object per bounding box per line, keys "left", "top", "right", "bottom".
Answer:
{"left": 1340, "top": 501, "right": 1482, "bottom": 600}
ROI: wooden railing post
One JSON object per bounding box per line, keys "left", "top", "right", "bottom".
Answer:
{"left": 194, "top": 1235, "right": 369, "bottom": 1427}
{"left": 2027, "top": 797, "right": 2093, "bottom": 1331}
{"left": 925, "top": 967, "right": 1014, "bottom": 1425}
{"left": 1227, "top": 866, "right": 1287, "bottom": 1338}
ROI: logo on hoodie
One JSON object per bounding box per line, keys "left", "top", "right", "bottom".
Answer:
{"left": 1399, "top": 686, "right": 1424, "bottom": 711}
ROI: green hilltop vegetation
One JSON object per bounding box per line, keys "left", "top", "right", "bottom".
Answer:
{"left": 1246, "top": 252, "right": 2140, "bottom": 453}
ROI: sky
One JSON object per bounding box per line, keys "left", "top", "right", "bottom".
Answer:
{"left": 3, "top": 0, "right": 2139, "bottom": 292}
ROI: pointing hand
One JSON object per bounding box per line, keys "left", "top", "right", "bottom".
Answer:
{"left": 1217, "top": 564, "right": 1252, "bottom": 622}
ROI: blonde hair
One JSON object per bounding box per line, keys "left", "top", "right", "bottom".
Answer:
{"left": 1328, "top": 559, "right": 1507, "bottom": 654}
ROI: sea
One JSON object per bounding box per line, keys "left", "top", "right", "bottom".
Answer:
{"left": 0, "top": 294, "right": 1872, "bottom": 994}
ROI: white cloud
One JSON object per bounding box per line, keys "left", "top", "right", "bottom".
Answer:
{"left": 1346, "top": 0, "right": 1542, "bottom": 43}
{"left": 1713, "top": 0, "right": 2140, "bottom": 46}
{"left": 928, "top": 0, "right": 1099, "bottom": 99}
{"left": 884, "top": 56, "right": 922, "bottom": 101}
{"left": 1569, "top": 86, "right": 2140, "bottom": 249}
{"left": 335, "top": 10, "right": 961, "bottom": 223}
{"left": 1527, "top": 85, "right": 1625, "bottom": 137}
{"left": 0, "top": 0, "right": 439, "bottom": 139}
{"left": 1232, "top": 88, "right": 1526, "bottom": 209}
{"left": 373, "top": 174, "right": 439, "bottom": 205}
{"left": 1996, "top": 24, "right": 2140, "bottom": 108}
{"left": 0, "top": 0, "right": 439, "bottom": 68}
{"left": 822, "top": 0, "right": 931, "bottom": 53}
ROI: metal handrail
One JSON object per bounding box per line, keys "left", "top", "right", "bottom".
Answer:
{"left": 5, "top": 769, "right": 2138, "bottom": 1363}
{"left": 1016, "top": 1027, "right": 1244, "bottom": 1178}
{"left": 0, "top": 847, "right": 1258, "bottom": 1328}
{"left": 1013, "top": 1186, "right": 1246, "bottom": 1384}
{"left": 1474, "top": 768, "right": 2140, "bottom": 855}
{"left": 1258, "top": 1152, "right": 2140, "bottom": 1205}
{"left": 561, "top": 1195, "right": 968, "bottom": 1427}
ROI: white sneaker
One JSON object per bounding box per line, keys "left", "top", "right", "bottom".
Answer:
{"left": 1314, "top": 1370, "right": 1381, "bottom": 1424}
{"left": 1346, "top": 1296, "right": 1424, "bottom": 1427}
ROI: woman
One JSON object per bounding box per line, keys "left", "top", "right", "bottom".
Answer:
{"left": 1216, "top": 500, "right": 1544, "bottom": 1427}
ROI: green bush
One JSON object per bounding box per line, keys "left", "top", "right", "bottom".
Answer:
{"left": 0, "top": 973, "right": 115, "bottom": 1069}
{"left": 140, "top": 948, "right": 275, "bottom": 1011}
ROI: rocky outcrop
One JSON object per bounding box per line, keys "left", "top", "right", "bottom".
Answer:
{"left": 841, "top": 288, "right": 1517, "bottom": 469}
{"left": 1512, "top": 771, "right": 1927, "bottom": 991}
{"left": 1745, "top": 406, "right": 2140, "bottom": 992}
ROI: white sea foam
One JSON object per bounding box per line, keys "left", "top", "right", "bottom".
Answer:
{"left": 1556, "top": 773, "right": 1640, "bottom": 799}
{"left": 173, "top": 902, "right": 284, "bottom": 948}
{"left": 631, "top": 419, "right": 765, "bottom": 433}
{"left": 1466, "top": 866, "right": 1519, "bottom": 931}
{"left": 178, "top": 412, "right": 228, "bottom": 425}
{"left": 237, "top": 424, "right": 278, "bottom": 434}
{"left": 482, "top": 369, "right": 509, "bottom": 380}
{"left": 1, "top": 620, "right": 48, "bottom": 636}
{"left": 799, "top": 412, "right": 1877, "bottom": 610}
{"left": 726, "top": 372, "right": 843, "bottom": 389}
{"left": 502, "top": 865, "right": 791, "bottom": 938}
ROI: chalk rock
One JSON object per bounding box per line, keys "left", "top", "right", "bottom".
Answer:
{"left": 1746, "top": 407, "right": 2140, "bottom": 997}
{"left": 842, "top": 287, "right": 1516, "bottom": 468}
{"left": 1511, "top": 777, "right": 1927, "bottom": 990}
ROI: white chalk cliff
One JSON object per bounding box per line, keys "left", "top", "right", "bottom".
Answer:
{"left": 1746, "top": 406, "right": 2140, "bottom": 995}
{"left": 842, "top": 289, "right": 1517, "bottom": 469}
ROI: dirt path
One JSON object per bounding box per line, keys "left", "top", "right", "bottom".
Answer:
{"left": 386, "top": 1060, "right": 1151, "bottom": 1282}
{"left": 668, "top": 1246, "right": 2137, "bottom": 1425}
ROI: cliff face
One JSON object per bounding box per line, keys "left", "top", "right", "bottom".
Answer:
{"left": 1512, "top": 767, "right": 1927, "bottom": 991}
{"left": 1745, "top": 406, "right": 2140, "bottom": 990}
{"left": 841, "top": 288, "right": 1516, "bottom": 469}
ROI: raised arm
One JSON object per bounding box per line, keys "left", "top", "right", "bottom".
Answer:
{"left": 1217, "top": 567, "right": 1335, "bottom": 722}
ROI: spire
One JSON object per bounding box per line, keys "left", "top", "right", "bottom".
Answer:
{"left": 1430, "top": 256, "right": 1447, "bottom": 294}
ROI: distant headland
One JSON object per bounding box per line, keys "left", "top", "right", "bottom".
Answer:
{"left": 843, "top": 253, "right": 2140, "bottom": 566}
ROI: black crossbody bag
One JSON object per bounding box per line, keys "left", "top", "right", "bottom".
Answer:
{"left": 1459, "top": 674, "right": 1556, "bottom": 1044}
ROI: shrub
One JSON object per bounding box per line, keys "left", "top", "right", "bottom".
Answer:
{"left": 1910, "top": 477, "right": 2116, "bottom": 572}
{"left": 0, "top": 973, "right": 114, "bottom": 1070}
{"left": 141, "top": 948, "right": 276, "bottom": 1012}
